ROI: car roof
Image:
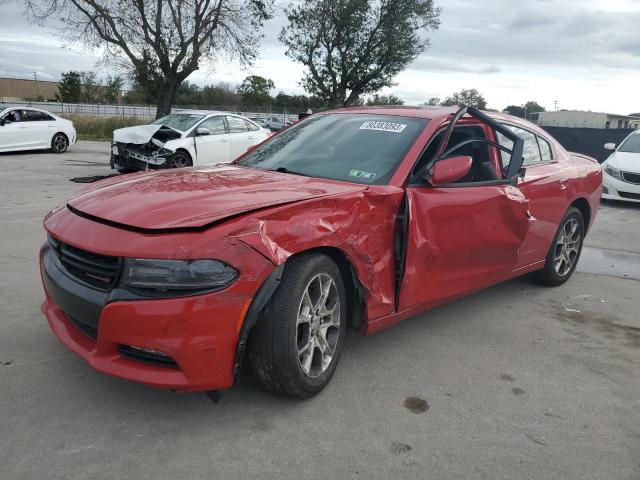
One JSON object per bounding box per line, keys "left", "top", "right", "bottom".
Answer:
{"left": 337, "top": 106, "right": 460, "bottom": 120}
{"left": 1, "top": 106, "right": 57, "bottom": 116}
{"left": 331, "top": 106, "right": 538, "bottom": 131}
{"left": 170, "top": 109, "right": 225, "bottom": 115}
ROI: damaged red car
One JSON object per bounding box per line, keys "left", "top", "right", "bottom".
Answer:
{"left": 40, "top": 106, "right": 602, "bottom": 398}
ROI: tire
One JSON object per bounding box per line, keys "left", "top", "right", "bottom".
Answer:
{"left": 51, "top": 133, "right": 68, "bottom": 153}
{"left": 168, "top": 150, "right": 192, "bottom": 168}
{"left": 248, "top": 253, "right": 348, "bottom": 398}
{"left": 531, "top": 207, "right": 585, "bottom": 286}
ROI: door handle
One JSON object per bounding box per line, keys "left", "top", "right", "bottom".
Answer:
{"left": 220, "top": 138, "right": 228, "bottom": 143}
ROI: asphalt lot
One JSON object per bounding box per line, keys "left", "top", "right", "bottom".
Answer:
{"left": 1, "top": 141, "right": 639, "bottom": 480}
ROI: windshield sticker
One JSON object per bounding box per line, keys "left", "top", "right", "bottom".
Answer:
{"left": 359, "top": 121, "right": 407, "bottom": 133}
{"left": 349, "top": 169, "right": 377, "bottom": 180}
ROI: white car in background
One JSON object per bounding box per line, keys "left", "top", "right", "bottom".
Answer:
{"left": 111, "top": 110, "right": 271, "bottom": 173}
{"left": 602, "top": 130, "right": 640, "bottom": 203}
{"left": 262, "top": 115, "right": 294, "bottom": 131}
{"left": 0, "top": 107, "right": 76, "bottom": 153}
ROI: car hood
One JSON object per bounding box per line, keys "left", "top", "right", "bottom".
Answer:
{"left": 113, "top": 124, "right": 182, "bottom": 144}
{"left": 607, "top": 151, "right": 640, "bottom": 172}
{"left": 67, "top": 165, "right": 366, "bottom": 231}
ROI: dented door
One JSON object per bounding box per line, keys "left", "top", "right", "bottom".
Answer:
{"left": 398, "top": 184, "right": 531, "bottom": 312}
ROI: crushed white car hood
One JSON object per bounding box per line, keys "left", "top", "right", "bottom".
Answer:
{"left": 113, "top": 124, "right": 174, "bottom": 144}
{"left": 608, "top": 151, "right": 640, "bottom": 173}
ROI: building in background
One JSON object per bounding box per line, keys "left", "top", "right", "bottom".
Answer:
{"left": 537, "top": 110, "right": 640, "bottom": 129}
{"left": 0, "top": 77, "right": 123, "bottom": 103}
{"left": 0, "top": 77, "right": 59, "bottom": 102}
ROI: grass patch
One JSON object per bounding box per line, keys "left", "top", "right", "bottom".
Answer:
{"left": 61, "top": 114, "right": 150, "bottom": 141}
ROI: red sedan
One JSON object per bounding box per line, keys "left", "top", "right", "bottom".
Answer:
{"left": 40, "top": 106, "right": 602, "bottom": 398}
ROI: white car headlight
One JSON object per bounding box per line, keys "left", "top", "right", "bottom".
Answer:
{"left": 604, "top": 164, "right": 622, "bottom": 180}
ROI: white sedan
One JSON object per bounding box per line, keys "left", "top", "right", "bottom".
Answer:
{"left": 0, "top": 107, "right": 76, "bottom": 153}
{"left": 111, "top": 111, "right": 272, "bottom": 172}
{"left": 602, "top": 130, "right": 640, "bottom": 203}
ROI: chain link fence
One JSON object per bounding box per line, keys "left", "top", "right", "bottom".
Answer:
{"left": 0, "top": 100, "right": 303, "bottom": 122}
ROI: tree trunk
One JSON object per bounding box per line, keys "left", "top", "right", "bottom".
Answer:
{"left": 155, "top": 80, "right": 178, "bottom": 119}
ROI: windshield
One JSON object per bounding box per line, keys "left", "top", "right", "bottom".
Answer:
{"left": 239, "top": 113, "right": 427, "bottom": 185}
{"left": 619, "top": 133, "right": 640, "bottom": 154}
{"left": 152, "top": 114, "right": 204, "bottom": 132}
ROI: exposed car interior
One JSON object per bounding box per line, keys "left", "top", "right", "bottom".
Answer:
{"left": 412, "top": 125, "right": 500, "bottom": 183}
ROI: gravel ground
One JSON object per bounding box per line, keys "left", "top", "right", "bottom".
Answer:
{"left": 1, "top": 142, "right": 639, "bottom": 480}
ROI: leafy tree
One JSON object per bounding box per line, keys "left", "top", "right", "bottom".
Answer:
{"left": 27, "top": 0, "right": 272, "bottom": 118}
{"left": 57, "top": 70, "right": 82, "bottom": 102}
{"left": 80, "top": 71, "right": 100, "bottom": 103}
{"left": 504, "top": 105, "right": 526, "bottom": 118}
{"left": 523, "top": 101, "right": 545, "bottom": 115}
{"left": 366, "top": 94, "right": 404, "bottom": 106}
{"left": 237, "top": 75, "right": 275, "bottom": 106}
{"left": 442, "top": 89, "right": 487, "bottom": 110}
{"left": 280, "top": 0, "right": 440, "bottom": 107}
{"left": 103, "top": 75, "right": 123, "bottom": 104}
{"left": 425, "top": 97, "right": 441, "bottom": 106}
{"left": 201, "top": 82, "right": 240, "bottom": 107}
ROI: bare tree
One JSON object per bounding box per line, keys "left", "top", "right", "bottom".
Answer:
{"left": 26, "top": 0, "right": 272, "bottom": 117}
{"left": 280, "top": 0, "right": 440, "bottom": 108}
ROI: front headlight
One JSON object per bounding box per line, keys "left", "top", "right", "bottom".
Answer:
{"left": 121, "top": 258, "right": 238, "bottom": 292}
{"left": 604, "top": 164, "right": 623, "bottom": 180}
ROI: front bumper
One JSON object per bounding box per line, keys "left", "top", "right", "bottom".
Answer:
{"left": 39, "top": 241, "right": 270, "bottom": 392}
{"left": 110, "top": 143, "right": 172, "bottom": 172}
{"left": 602, "top": 172, "right": 640, "bottom": 203}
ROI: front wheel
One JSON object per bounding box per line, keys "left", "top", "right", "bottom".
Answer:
{"left": 248, "top": 253, "right": 347, "bottom": 398}
{"left": 168, "top": 150, "right": 192, "bottom": 168}
{"left": 531, "top": 207, "right": 584, "bottom": 286}
{"left": 51, "top": 133, "right": 68, "bottom": 153}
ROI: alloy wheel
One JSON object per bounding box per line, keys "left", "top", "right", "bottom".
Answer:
{"left": 296, "top": 272, "right": 341, "bottom": 378}
{"left": 170, "top": 153, "right": 190, "bottom": 168}
{"left": 53, "top": 134, "right": 67, "bottom": 153}
{"left": 554, "top": 218, "right": 581, "bottom": 277}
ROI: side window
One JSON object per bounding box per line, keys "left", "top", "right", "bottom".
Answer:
{"left": 199, "top": 116, "right": 226, "bottom": 135}
{"left": 504, "top": 125, "right": 542, "bottom": 166}
{"left": 496, "top": 131, "right": 513, "bottom": 171}
{"left": 226, "top": 116, "right": 249, "bottom": 133}
{"left": 537, "top": 136, "right": 553, "bottom": 161}
{"left": 244, "top": 119, "right": 259, "bottom": 131}
{"left": 24, "top": 110, "right": 54, "bottom": 121}
{"left": 3, "top": 110, "right": 24, "bottom": 122}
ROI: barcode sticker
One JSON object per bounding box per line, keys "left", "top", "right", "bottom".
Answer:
{"left": 359, "top": 121, "right": 407, "bottom": 133}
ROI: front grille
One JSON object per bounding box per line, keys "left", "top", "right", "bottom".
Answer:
{"left": 619, "top": 191, "right": 640, "bottom": 201}
{"left": 68, "top": 316, "right": 98, "bottom": 340}
{"left": 49, "top": 236, "right": 121, "bottom": 291}
{"left": 119, "top": 345, "right": 179, "bottom": 369}
{"left": 622, "top": 171, "right": 640, "bottom": 185}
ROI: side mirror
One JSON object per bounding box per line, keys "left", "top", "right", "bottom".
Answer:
{"left": 429, "top": 155, "right": 473, "bottom": 186}
{"left": 0, "top": 119, "right": 5, "bottom": 127}
{"left": 604, "top": 143, "right": 616, "bottom": 151}
{"left": 196, "top": 127, "right": 210, "bottom": 136}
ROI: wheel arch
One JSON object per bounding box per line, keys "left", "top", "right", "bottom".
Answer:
{"left": 52, "top": 131, "right": 69, "bottom": 142}
{"left": 570, "top": 197, "right": 591, "bottom": 233}
{"left": 232, "top": 246, "right": 366, "bottom": 384}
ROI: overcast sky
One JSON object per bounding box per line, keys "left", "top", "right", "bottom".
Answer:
{"left": 1, "top": 0, "right": 639, "bottom": 114}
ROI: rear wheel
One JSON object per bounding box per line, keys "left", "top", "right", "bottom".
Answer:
{"left": 532, "top": 207, "right": 584, "bottom": 286}
{"left": 248, "top": 253, "right": 347, "bottom": 398}
{"left": 51, "top": 133, "right": 68, "bottom": 153}
{"left": 169, "top": 150, "right": 192, "bottom": 168}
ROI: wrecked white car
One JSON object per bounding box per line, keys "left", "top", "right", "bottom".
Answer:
{"left": 110, "top": 111, "right": 271, "bottom": 172}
